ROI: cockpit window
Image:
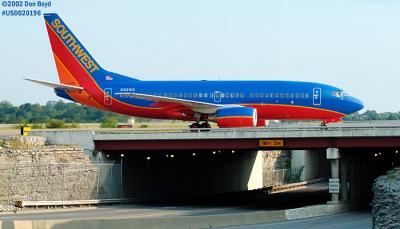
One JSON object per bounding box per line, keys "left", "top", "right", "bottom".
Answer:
{"left": 332, "top": 90, "right": 348, "bottom": 98}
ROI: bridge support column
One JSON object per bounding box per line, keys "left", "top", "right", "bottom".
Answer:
{"left": 327, "top": 148, "right": 340, "bottom": 204}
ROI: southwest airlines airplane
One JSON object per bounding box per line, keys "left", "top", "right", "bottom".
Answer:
{"left": 27, "top": 14, "right": 364, "bottom": 128}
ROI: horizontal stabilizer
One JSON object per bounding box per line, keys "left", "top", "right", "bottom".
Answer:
{"left": 24, "top": 78, "right": 83, "bottom": 92}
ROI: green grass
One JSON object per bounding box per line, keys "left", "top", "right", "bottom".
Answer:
{"left": 0, "top": 121, "right": 216, "bottom": 131}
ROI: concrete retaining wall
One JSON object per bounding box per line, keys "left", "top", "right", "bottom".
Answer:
{"left": 0, "top": 138, "right": 100, "bottom": 207}
{"left": 291, "top": 150, "right": 329, "bottom": 181}
{"left": 31, "top": 130, "right": 94, "bottom": 152}
{"left": 262, "top": 150, "right": 290, "bottom": 186}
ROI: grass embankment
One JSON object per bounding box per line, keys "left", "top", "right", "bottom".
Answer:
{"left": 0, "top": 121, "right": 216, "bottom": 133}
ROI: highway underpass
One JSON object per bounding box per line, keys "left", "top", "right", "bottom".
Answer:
{"left": 32, "top": 121, "right": 400, "bottom": 203}
{"left": 0, "top": 182, "right": 371, "bottom": 229}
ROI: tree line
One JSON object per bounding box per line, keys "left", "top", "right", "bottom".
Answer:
{"left": 0, "top": 100, "right": 399, "bottom": 124}
{"left": 0, "top": 100, "right": 130, "bottom": 124}
{"left": 343, "top": 110, "right": 400, "bottom": 121}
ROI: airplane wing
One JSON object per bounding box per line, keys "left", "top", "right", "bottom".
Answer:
{"left": 116, "top": 92, "right": 242, "bottom": 114}
{"left": 24, "top": 78, "right": 84, "bottom": 92}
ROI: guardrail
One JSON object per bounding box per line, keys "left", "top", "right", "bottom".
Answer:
{"left": 92, "top": 125, "right": 400, "bottom": 141}
{"left": 21, "top": 199, "right": 130, "bottom": 209}
{"left": 271, "top": 178, "right": 328, "bottom": 193}
{"left": 93, "top": 121, "right": 400, "bottom": 135}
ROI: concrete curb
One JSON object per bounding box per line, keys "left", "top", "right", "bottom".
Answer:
{"left": 0, "top": 203, "right": 357, "bottom": 229}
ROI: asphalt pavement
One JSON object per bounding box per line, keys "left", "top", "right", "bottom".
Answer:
{"left": 0, "top": 204, "right": 260, "bottom": 221}
{"left": 0, "top": 182, "right": 331, "bottom": 221}
{"left": 217, "top": 211, "right": 372, "bottom": 229}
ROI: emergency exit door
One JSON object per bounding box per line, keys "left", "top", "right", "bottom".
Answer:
{"left": 313, "top": 88, "right": 321, "bottom": 106}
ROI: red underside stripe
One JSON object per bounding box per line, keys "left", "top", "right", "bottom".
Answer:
{"left": 249, "top": 104, "right": 344, "bottom": 120}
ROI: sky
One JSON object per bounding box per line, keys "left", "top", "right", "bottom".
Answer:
{"left": 1, "top": 0, "right": 400, "bottom": 112}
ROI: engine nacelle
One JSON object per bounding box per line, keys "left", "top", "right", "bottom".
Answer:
{"left": 216, "top": 107, "right": 257, "bottom": 128}
{"left": 256, "top": 119, "right": 269, "bottom": 127}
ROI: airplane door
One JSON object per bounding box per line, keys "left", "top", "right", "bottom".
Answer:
{"left": 104, "top": 88, "right": 112, "bottom": 106}
{"left": 313, "top": 88, "right": 321, "bottom": 106}
{"left": 214, "top": 91, "right": 222, "bottom": 103}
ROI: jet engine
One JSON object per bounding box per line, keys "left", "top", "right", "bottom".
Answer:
{"left": 215, "top": 107, "right": 257, "bottom": 128}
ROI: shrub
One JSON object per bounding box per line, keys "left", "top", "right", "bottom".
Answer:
{"left": 45, "top": 119, "right": 66, "bottom": 128}
{"left": 65, "top": 123, "right": 80, "bottom": 128}
{"left": 31, "top": 123, "right": 43, "bottom": 129}
{"left": 56, "top": 153, "right": 68, "bottom": 162}
{"left": 100, "top": 117, "right": 118, "bottom": 128}
{"left": 12, "top": 123, "right": 27, "bottom": 129}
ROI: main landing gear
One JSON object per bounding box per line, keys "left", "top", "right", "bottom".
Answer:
{"left": 189, "top": 122, "right": 211, "bottom": 129}
{"left": 321, "top": 121, "right": 328, "bottom": 130}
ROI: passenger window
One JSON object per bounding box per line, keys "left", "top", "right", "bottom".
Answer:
{"left": 295, "top": 93, "right": 299, "bottom": 98}
{"left": 179, "top": 93, "right": 183, "bottom": 98}
{"left": 174, "top": 93, "right": 177, "bottom": 97}
{"left": 168, "top": 92, "right": 172, "bottom": 97}
{"left": 163, "top": 92, "right": 167, "bottom": 97}
{"left": 199, "top": 93, "right": 203, "bottom": 98}
{"left": 305, "top": 93, "right": 309, "bottom": 98}
{"left": 280, "top": 93, "right": 284, "bottom": 98}
{"left": 184, "top": 93, "right": 187, "bottom": 98}
{"left": 193, "top": 93, "right": 197, "bottom": 98}
{"left": 285, "top": 93, "right": 289, "bottom": 98}
{"left": 240, "top": 93, "right": 244, "bottom": 98}
{"left": 300, "top": 93, "right": 305, "bottom": 98}
{"left": 250, "top": 93, "right": 254, "bottom": 98}
{"left": 255, "top": 93, "right": 259, "bottom": 98}
{"left": 188, "top": 93, "right": 192, "bottom": 98}
{"left": 235, "top": 93, "right": 239, "bottom": 98}
{"left": 260, "top": 93, "right": 264, "bottom": 98}
{"left": 204, "top": 93, "right": 208, "bottom": 98}
{"left": 290, "top": 93, "right": 294, "bottom": 98}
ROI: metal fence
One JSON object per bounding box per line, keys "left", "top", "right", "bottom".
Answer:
{"left": 265, "top": 168, "right": 303, "bottom": 186}
{"left": 0, "top": 162, "right": 122, "bottom": 205}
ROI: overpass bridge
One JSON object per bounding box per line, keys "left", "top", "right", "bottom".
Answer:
{"left": 93, "top": 122, "right": 400, "bottom": 151}
{"left": 32, "top": 121, "right": 400, "bottom": 203}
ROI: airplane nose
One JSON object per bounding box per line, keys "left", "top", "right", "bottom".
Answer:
{"left": 348, "top": 96, "right": 364, "bottom": 113}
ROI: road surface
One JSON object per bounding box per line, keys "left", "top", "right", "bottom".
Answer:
{"left": 217, "top": 212, "right": 371, "bottom": 229}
